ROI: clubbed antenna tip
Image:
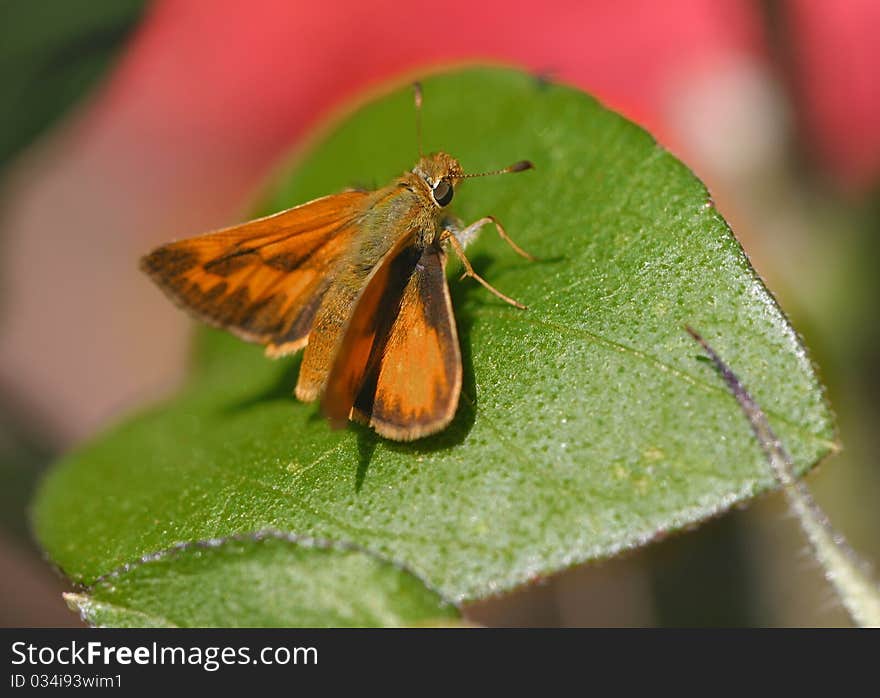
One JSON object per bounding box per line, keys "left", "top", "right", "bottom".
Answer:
{"left": 509, "top": 160, "right": 534, "bottom": 172}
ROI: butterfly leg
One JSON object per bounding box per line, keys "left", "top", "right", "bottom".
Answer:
{"left": 447, "top": 215, "right": 536, "bottom": 261}
{"left": 441, "top": 231, "right": 527, "bottom": 309}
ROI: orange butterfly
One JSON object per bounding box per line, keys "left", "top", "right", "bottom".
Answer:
{"left": 141, "top": 84, "right": 533, "bottom": 440}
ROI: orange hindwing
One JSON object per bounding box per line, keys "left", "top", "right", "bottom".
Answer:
{"left": 322, "top": 243, "right": 461, "bottom": 441}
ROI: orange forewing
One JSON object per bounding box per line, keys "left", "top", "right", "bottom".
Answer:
{"left": 322, "top": 244, "right": 461, "bottom": 441}
{"left": 140, "top": 191, "right": 368, "bottom": 356}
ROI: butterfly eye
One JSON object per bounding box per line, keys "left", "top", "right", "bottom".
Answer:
{"left": 432, "top": 180, "right": 454, "bottom": 207}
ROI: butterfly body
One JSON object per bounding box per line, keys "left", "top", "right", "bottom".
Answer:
{"left": 293, "top": 152, "right": 460, "bottom": 394}
{"left": 142, "top": 145, "right": 532, "bottom": 441}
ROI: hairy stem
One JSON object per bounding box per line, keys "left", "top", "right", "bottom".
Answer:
{"left": 686, "top": 326, "right": 880, "bottom": 627}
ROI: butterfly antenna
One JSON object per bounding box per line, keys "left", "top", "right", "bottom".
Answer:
{"left": 459, "top": 160, "right": 534, "bottom": 178}
{"left": 413, "top": 82, "right": 424, "bottom": 158}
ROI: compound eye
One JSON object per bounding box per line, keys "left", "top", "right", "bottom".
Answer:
{"left": 432, "top": 180, "right": 454, "bottom": 207}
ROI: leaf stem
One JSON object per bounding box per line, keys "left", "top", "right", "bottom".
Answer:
{"left": 685, "top": 326, "right": 880, "bottom": 627}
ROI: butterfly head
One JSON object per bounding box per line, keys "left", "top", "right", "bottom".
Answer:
{"left": 412, "top": 151, "right": 535, "bottom": 210}
{"left": 413, "top": 152, "right": 463, "bottom": 209}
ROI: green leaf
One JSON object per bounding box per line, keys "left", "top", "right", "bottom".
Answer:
{"left": 33, "top": 68, "right": 836, "bottom": 619}
{"left": 64, "top": 533, "right": 458, "bottom": 627}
